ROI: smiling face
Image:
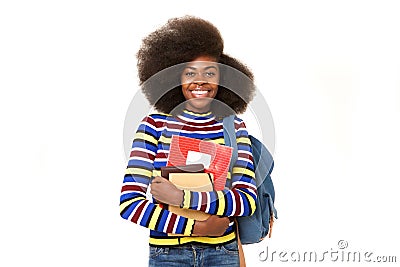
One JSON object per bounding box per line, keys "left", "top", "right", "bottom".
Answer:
{"left": 181, "top": 55, "right": 220, "bottom": 113}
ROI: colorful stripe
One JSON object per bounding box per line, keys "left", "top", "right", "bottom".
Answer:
{"left": 119, "top": 111, "right": 257, "bottom": 246}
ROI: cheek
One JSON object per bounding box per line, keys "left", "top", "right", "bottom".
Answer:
{"left": 214, "top": 90, "right": 218, "bottom": 98}
{"left": 181, "top": 85, "right": 189, "bottom": 99}
{"left": 212, "top": 85, "right": 219, "bottom": 95}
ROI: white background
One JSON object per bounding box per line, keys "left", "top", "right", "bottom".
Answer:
{"left": 1, "top": 0, "right": 399, "bottom": 266}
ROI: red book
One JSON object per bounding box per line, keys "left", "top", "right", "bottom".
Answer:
{"left": 167, "top": 135, "right": 232, "bottom": 190}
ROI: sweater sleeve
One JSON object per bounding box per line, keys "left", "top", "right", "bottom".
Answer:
{"left": 181, "top": 119, "right": 257, "bottom": 217}
{"left": 119, "top": 115, "right": 194, "bottom": 235}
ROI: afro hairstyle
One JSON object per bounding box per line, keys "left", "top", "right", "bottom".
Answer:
{"left": 137, "top": 15, "right": 255, "bottom": 118}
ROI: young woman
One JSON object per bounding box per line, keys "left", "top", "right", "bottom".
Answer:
{"left": 120, "top": 16, "right": 256, "bottom": 266}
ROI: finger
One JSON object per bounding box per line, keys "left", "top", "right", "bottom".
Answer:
{"left": 150, "top": 184, "right": 159, "bottom": 194}
{"left": 150, "top": 185, "right": 161, "bottom": 195}
{"left": 152, "top": 176, "right": 163, "bottom": 184}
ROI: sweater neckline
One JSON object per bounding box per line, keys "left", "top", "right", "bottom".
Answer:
{"left": 178, "top": 109, "right": 216, "bottom": 121}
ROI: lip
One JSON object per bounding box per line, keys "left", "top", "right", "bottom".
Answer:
{"left": 187, "top": 86, "right": 213, "bottom": 98}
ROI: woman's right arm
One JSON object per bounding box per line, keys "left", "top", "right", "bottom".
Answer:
{"left": 119, "top": 115, "right": 196, "bottom": 235}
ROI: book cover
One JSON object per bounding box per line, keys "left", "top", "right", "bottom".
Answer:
{"left": 168, "top": 172, "right": 214, "bottom": 223}
{"left": 160, "top": 164, "right": 204, "bottom": 178}
{"left": 167, "top": 135, "right": 232, "bottom": 190}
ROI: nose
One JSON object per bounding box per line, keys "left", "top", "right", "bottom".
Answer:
{"left": 194, "top": 74, "right": 209, "bottom": 85}
{"left": 194, "top": 80, "right": 206, "bottom": 86}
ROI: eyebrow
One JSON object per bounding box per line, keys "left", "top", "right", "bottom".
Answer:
{"left": 185, "top": 66, "right": 218, "bottom": 71}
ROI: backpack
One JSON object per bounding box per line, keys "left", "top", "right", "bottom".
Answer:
{"left": 223, "top": 115, "right": 277, "bottom": 245}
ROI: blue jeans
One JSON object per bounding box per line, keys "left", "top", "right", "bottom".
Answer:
{"left": 148, "top": 240, "right": 239, "bottom": 267}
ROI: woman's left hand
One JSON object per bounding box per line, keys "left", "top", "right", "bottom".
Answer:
{"left": 150, "top": 176, "right": 184, "bottom": 206}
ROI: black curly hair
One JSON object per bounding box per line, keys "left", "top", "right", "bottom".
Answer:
{"left": 137, "top": 16, "right": 255, "bottom": 118}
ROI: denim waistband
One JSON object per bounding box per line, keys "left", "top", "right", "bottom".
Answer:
{"left": 150, "top": 239, "right": 237, "bottom": 249}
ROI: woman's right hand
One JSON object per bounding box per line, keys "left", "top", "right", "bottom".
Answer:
{"left": 192, "top": 215, "right": 230, "bottom": 236}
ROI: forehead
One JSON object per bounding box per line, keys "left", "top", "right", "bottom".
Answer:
{"left": 184, "top": 60, "right": 219, "bottom": 70}
{"left": 184, "top": 55, "right": 218, "bottom": 69}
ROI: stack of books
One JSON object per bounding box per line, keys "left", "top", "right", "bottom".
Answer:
{"left": 161, "top": 164, "right": 212, "bottom": 222}
{"left": 167, "top": 135, "right": 233, "bottom": 190}
{"left": 160, "top": 135, "right": 233, "bottom": 236}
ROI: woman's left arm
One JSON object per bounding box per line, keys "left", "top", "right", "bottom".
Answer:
{"left": 181, "top": 119, "right": 257, "bottom": 217}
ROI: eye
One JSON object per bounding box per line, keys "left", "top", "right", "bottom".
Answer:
{"left": 204, "top": 71, "right": 216, "bottom": 78}
{"left": 185, "top": 71, "right": 196, "bottom": 77}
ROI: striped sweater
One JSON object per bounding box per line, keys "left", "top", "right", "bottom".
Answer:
{"left": 120, "top": 109, "right": 257, "bottom": 246}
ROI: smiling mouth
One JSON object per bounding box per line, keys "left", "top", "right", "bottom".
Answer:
{"left": 188, "top": 86, "right": 213, "bottom": 98}
{"left": 190, "top": 90, "right": 210, "bottom": 96}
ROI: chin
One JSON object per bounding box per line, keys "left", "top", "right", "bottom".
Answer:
{"left": 186, "top": 99, "right": 212, "bottom": 112}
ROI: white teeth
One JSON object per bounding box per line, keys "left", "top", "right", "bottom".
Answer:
{"left": 192, "top": 90, "right": 208, "bottom": 95}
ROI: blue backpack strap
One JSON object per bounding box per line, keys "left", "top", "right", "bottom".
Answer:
{"left": 223, "top": 115, "right": 238, "bottom": 173}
